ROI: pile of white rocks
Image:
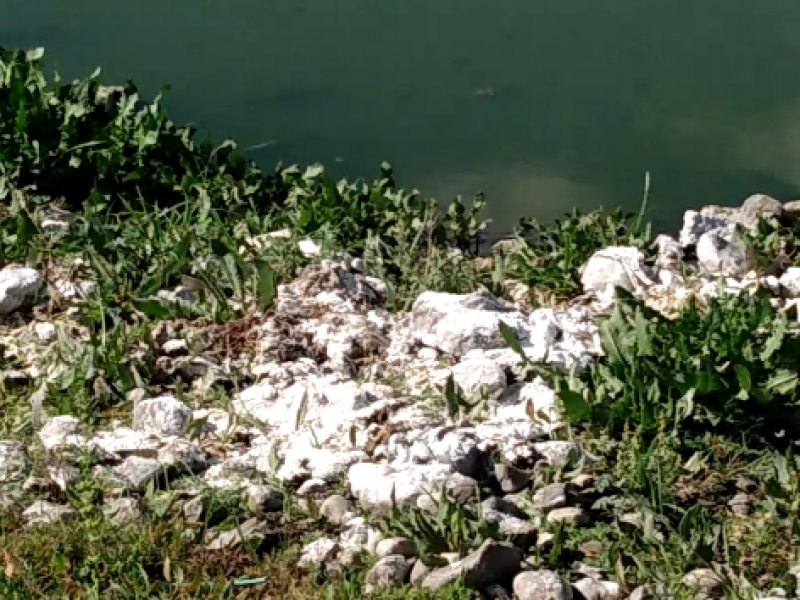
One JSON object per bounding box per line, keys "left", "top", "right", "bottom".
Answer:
{"left": 0, "top": 193, "right": 798, "bottom": 598}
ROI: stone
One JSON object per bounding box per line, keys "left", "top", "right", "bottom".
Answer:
{"left": 444, "top": 473, "right": 480, "bottom": 504}
{"left": 23, "top": 501, "right": 76, "bottom": 527}
{"left": 0, "top": 266, "right": 43, "bottom": 314}
{"left": 740, "top": 193, "right": 784, "bottom": 228}
{"left": 103, "top": 497, "right": 141, "bottom": 524}
{"left": 205, "top": 517, "right": 266, "bottom": 550}
{"left": 38, "top": 416, "right": 86, "bottom": 452}
{"left": 727, "top": 492, "right": 752, "bottom": 516}
{"left": 244, "top": 484, "right": 285, "bottom": 513}
{"left": 113, "top": 456, "right": 164, "bottom": 492}
{"left": 513, "top": 569, "right": 572, "bottom": 600}
{"left": 375, "top": 537, "right": 416, "bottom": 559}
{"left": 320, "top": 494, "right": 352, "bottom": 524}
{"left": 296, "top": 478, "right": 328, "bottom": 496}
{"left": 182, "top": 495, "right": 206, "bottom": 524}
{"left": 132, "top": 396, "right": 192, "bottom": 437}
{"left": 546, "top": 507, "right": 590, "bottom": 526}
{"left": 298, "top": 537, "right": 340, "bottom": 570}
{"left": 420, "top": 539, "right": 522, "bottom": 590}
{"left": 682, "top": 568, "right": 728, "bottom": 591}
{"left": 451, "top": 358, "right": 507, "bottom": 401}
{"left": 0, "top": 440, "right": 30, "bottom": 483}
{"left": 679, "top": 206, "right": 739, "bottom": 246}
{"left": 364, "top": 555, "right": 411, "bottom": 594}
{"left": 779, "top": 267, "right": 800, "bottom": 297}
{"left": 532, "top": 483, "right": 567, "bottom": 513}
{"left": 783, "top": 200, "right": 800, "bottom": 219}
{"left": 494, "top": 463, "right": 533, "bottom": 494}
{"left": 627, "top": 585, "right": 652, "bottom": 600}
{"left": 695, "top": 224, "right": 755, "bottom": 278}
{"left": 572, "top": 578, "right": 621, "bottom": 600}
{"left": 409, "top": 290, "right": 525, "bottom": 357}
{"left": 410, "top": 559, "right": 433, "bottom": 586}
{"left": 580, "top": 247, "right": 655, "bottom": 303}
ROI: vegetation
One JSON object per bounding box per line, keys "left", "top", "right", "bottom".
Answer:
{"left": 2, "top": 44, "right": 800, "bottom": 599}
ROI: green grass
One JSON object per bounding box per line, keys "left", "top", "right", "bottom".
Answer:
{"left": 2, "top": 43, "right": 800, "bottom": 599}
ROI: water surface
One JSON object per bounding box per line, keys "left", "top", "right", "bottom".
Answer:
{"left": 4, "top": 0, "right": 800, "bottom": 235}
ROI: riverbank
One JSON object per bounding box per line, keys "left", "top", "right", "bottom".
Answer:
{"left": 2, "top": 46, "right": 800, "bottom": 600}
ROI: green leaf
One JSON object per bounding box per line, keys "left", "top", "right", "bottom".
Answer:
{"left": 131, "top": 298, "right": 172, "bottom": 320}
{"left": 498, "top": 320, "right": 529, "bottom": 364}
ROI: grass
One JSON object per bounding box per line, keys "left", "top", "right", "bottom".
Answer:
{"left": 2, "top": 44, "right": 800, "bottom": 599}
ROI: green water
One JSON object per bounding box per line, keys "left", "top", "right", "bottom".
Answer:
{"left": 4, "top": 0, "right": 800, "bottom": 235}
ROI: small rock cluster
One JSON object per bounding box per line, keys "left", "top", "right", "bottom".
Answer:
{"left": 0, "top": 193, "right": 799, "bottom": 597}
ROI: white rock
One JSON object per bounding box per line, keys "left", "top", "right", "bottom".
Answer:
{"left": 581, "top": 247, "right": 655, "bottom": 303}
{"left": 695, "top": 223, "right": 755, "bottom": 278}
{"left": 0, "top": 266, "right": 43, "bottom": 314}
{"left": 450, "top": 357, "right": 507, "bottom": 401}
{"left": 780, "top": 267, "right": 800, "bottom": 297}
{"left": 132, "top": 396, "right": 192, "bottom": 437}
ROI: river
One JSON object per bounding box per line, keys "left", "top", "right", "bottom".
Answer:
{"left": 4, "top": 0, "right": 800, "bottom": 236}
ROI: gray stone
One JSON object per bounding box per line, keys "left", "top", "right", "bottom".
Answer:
{"left": 23, "top": 501, "right": 76, "bottom": 527}
{"left": 410, "top": 558, "right": 433, "bottom": 586}
{"left": 495, "top": 463, "right": 533, "bottom": 494}
{"left": 298, "top": 537, "right": 340, "bottom": 570}
{"left": 444, "top": 473, "right": 480, "bottom": 504}
{"left": 451, "top": 358, "right": 507, "bottom": 402}
{"left": 581, "top": 247, "right": 655, "bottom": 303}
{"left": 740, "top": 193, "right": 784, "bottom": 228}
{"left": 513, "top": 569, "right": 572, "bottom": 600}
{"left": 682, "top": 568, "right": 728, "bottom": 592}
{"left": 0, "top": 441, "right": 30, "bottom": 483}
{"left": 113, "top": 456, "right": 164, "bottom": 492}
{"left": 783, "top": 200, "right": 800, "bottom": 219}
{"left": 103, "top": 497, "right": 141, "bottom": 524}
{"left": 695, "top": 224, "right": 755, "bottom": 278}
{"left": 0, "top": 266, "right": 43, "bottom": 314}
{"left": 628, "top": 585, "right": 652, "bottom": 600}
{"left": 421, "top": 539, "right": 522, "bottom": 590}
{"left": 364, "top": 555, "right": 411, "bottom": 594}
{"left": 205, "top": 517, "right": 266, "bottom": 550}
{"left": 546, "top": 507, "right": 590, "bottom": 526}
{"left": 572, "top": 578, "right": 621, "bottom": 600}
{"left": 244, "top": 484, "right": 285, "bottom": 513}
{"left": 132, "top": 395, "right": 192, "bottom": 437}
{"left": 320, "top": 494, "right": 352, "bottom": 524}
{"left": 533, "top": 483, "right": 567, "bottom": 513}
{"left": 482, "top": 495, "right": 528, "bottom": 520}
{"left": 727, "top": 492, "right": 752, "bottom": 516}
{"left": 780, "top": 267, "right": 800, "bottom": 297}
{"left": 182, "top": 495, "right": 206, "bottom": 523}
{"left": 375, "top": 537, "right": 416, "bottom": 559}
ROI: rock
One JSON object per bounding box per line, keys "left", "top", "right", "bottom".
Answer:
{"left": 296, "top": 478, "right": 328, "bottom": 496}
{"left": 320, "top": 494, "right": 352, "bottom": 524}
{"left": 572, "top": 578, "right": 621, "bottom": 600}
{"left": 157, "top": 439, "right": 209, "bottom": 474}
{"left": 23, "top": 501, "right": 77, "bottom": 527}
{"left": 182, "top": 495, "right": 206, "bottom": 524}
{"left": 420, "top": 539, "right": 521, "bottom": 590}
{"left": 103, "top": 497, "right": 141, "bottom": 524}
{"left": 532, "top": 483, "right": 567, "bottom": 513}
{"left": 410, "top": 558, "right": 433, "bottom": 586}
{"left": 546, "top": 507, "right": 590, "bottom": 526}
{"left": 244, "top": 484, "right": 285, "bottom": 513}
{"left": 451, "top": 358, "right": 507, "bottom": 401}
{"left": 409, "top": 290, "right": 526, "bottom": 357}
{"left": 298, "top": 538, "right": 340, "bottom": 570}
{"left": 513, "top": 569, "right": 572, "bottom": 600}
{"left": 444, "top": 473, "right": 480, "bottom": 504}
{"left": 728, "top": 492, "right": 752, "bottom": 516}
{"left": 38, "top": 416, "right": 86, "bottom": 452}
{"left": 494, "top": 463, "right": 533, "bottom": 494}
{"left": 0, "top": 266, "right": 43, "bottom": 314}
{"left": 297, "top": 239, "right": 322, "bottom": 257}
{"left": 375, "top": 537, "right": 416, "bottom": 559}
{"left": 113, "top": 456, "right": 164, "bottom": 492}
{"left": 132, "top": 396, "right": 192, "bottom": 437}
{"left": 740, "top": 193, "right": 784, "bottom": 228}
{"left": 205, "top": 517, "right": 266, "bottom": 550}
{"left": 783, "top": 200, "right": 800, "bottom": 219}
{"left": 627, "top": 585, "right": 652, "bottom": 600}
{"left": 348, "top": 461, "right": 451, "bottom": 515}
{"left": 679, "top": 206, "right": 740, "bottom": 246}
{"left": 0, "top": 440, "right": 30, "bottom": 483}
{"left": 654, "top": 234, "right": 684, "bottom": 271}
{"left": 364, "top": 555, "right": 411, "bottom": 594}
{"left": 580, "top": 247, "right": 655, "bottom": 303}
{"left": 682, "top": 568, "right": 728, "bottom": 592}
{"left": 482, "top": 495, "right": 528, "bottom": 520}
{"left": 695, "top": 224, "right": 755, "bottom": 278}
{"left": 340, "top": 518, "right": 384, "bottom": 553}
{"left": 780, "top": 267, "right": 800, "bottom": 297}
